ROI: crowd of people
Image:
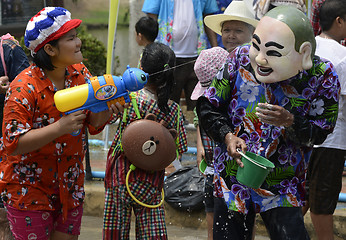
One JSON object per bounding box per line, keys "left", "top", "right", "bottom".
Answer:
{"left": 0, "top": 0, "right": 345, "bottom": 239}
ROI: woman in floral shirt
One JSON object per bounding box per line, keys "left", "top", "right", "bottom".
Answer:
{"left": 197, "top": 6, "right": 339, "bottom": 239}
{"left": 0, "top": 7, "right": 122, "bottom": 240}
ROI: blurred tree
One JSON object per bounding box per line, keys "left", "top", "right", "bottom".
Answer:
{"left": 76, "top": 26, "right": 107, "bottom": 76}
{"left": 48, "top": 0, "right": 78, "bottom": 6}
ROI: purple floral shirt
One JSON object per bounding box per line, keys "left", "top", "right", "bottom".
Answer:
{"left": 203, "top": 44, "right": 340, "bottom": 213}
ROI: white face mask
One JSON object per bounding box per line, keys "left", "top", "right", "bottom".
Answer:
{"left": 249, "top": 17, "right": 304, "bottom": 83}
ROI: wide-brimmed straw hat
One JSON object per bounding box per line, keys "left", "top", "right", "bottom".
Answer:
{"left": 25, "top": 7, "right": 82, "bottom": 54}
{"left": 204, "top": 0, "right": 258, "bottom": 36}
{"left": 191, "top": 47, "right": 229, "bottom": 100}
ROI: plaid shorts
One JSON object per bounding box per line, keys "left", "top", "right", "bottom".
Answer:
{"left": 103, "top": 182, "right": 167, "bottom": 240}
{"left": 306, "top": 147, "right": 346, "bottom": 214}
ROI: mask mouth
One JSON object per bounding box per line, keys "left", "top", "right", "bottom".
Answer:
{"left": 257, "top": 65, "right": 273, "bottom": 76}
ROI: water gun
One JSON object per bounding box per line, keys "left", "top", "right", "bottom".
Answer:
{"left": 54, "top": 66, "right": 148, "bottom": 114}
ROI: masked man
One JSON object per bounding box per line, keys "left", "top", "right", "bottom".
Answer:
{"left": 197, "top": 6, "right": 340, "bottom": 239}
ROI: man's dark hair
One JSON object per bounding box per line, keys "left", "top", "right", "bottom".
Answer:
{"left": 135, "top": 16, "right": 158, "bottom": 42}
{"left": 320, "top": 0, "right": 346, "bottom": 32}
{"left": 32, "top": 39, "right": 59, "bottom": 71}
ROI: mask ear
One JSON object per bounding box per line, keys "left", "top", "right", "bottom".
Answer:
{"left": 145, "top": 113, "right": 157, "bottom": 121}
{"left": 299, "top": 42, "right": 313, "bottom": 70}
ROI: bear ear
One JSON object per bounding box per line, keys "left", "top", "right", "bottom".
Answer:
{"left": 169, "top": 129, "right": 178, "bottom": 140}
{"left": 145, "top": 113, "right": 157, "bottom": 121}
{"left": 160, "top": 119, "right": 168, "bottom": 128}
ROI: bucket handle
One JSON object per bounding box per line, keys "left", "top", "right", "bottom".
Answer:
{"left": 236, "top": 149, "right": 267, "bottom": 170}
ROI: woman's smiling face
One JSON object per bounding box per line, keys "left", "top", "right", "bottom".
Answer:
{"left": 221, "top": 20, "right": 253, "bottom": 53}
{"left": 249, "top": 16, "right": 304, "bottom": 83}
{"left": 51, "top": 28, "right": 83, "bottom": 67}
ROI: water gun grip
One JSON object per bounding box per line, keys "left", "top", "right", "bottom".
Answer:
{"left": 106, "top": 96, "right": 126, "bottom": 108}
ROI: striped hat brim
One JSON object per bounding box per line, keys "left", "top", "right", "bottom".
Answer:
{"left": 25, "top": 7, "right": 82, "bottom": 53}
{"left": 33, "top": 19, "right": 82, "bottom": 53}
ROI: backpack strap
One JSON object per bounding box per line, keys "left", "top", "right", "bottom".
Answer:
{"left": 175, "top": 104, "right": 181, "bottom": 159}
{"left": 111, "top": 93, "right": 141, "bottom": 157}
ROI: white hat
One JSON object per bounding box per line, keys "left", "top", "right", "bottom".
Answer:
{"left": 204, "top": 0, "right": 258, "bottom": 36}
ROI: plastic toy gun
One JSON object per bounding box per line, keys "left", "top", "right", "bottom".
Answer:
{"left": 54, "top": 66, "right": 148, "bottom": 114}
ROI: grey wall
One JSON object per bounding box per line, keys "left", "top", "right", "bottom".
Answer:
{"left": 128, "top": 0, "right": 145, "bottom": 67}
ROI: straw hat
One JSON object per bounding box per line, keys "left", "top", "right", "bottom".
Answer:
{"left": 204, "top": 1, "right": 258, "bottom": 36}
{"left": 191, "top": 47, "right": 229, "bottom": 100}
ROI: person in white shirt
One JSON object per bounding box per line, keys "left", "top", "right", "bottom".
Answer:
{"left": 142, "top": 0, "right": 219, "bottom": 114}
{"left": 304, "top": 0, "right": 346, "bottom": 239}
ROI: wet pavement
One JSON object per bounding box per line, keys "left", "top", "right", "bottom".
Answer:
{"left": 80, "top": 215, "right": 270, "bottom": 240}
{"left": 82, "top": 123, "right": 346, "bottom": 239}
{"left": 79, "top": 215, "right": 208, "bottom": 240}
{"left": 83, "top": 130, "right": 274, "bottom": 240}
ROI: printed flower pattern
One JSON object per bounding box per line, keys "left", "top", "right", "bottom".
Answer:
{"left": 278, "top": 144, "right": 298, "bottom": 166}
{"left": 231, "top": 184, "right": 250, "bottom": 201}
{"left": 153, "top": 0, "right": 217, "bottom": 55}
{"left": 279, "top": 177, "right": 299, "bottom": 195}
{"left": 204, "top": 44, "right": 339, "bottom": 213}
{"left": 228, "top": 99, "right": 246, "bottom": 127}
{"left": 239, "top": 81, "right": 259, "bottom": 102}
{"left": 0, "top": 63, "right": 102, "bottom": 219}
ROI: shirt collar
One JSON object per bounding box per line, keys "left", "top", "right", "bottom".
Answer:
{"left": 33, "top": 64, "right": 81, "bottom": 93}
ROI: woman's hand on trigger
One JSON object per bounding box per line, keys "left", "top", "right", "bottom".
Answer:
{"left": 224, "top": 132, "right": 247, "bottom": 168}
{"left": 109, "top": 102, "right": 129, "bottom": 115}
{"left": 58, "top": 110, "right": 86, "bottom": 135}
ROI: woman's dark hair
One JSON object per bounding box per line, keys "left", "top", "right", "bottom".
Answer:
{"left": 32, "top": 39, "right": 59, "bottom": 70}
{"left": 320, "top": 0, "right": 346, "bottom": 32}
{"left": 140, "top": 42, "right": 176, "bottom": 113}
{"left": 135, "top": 16, "right": 159, "bottom": 42}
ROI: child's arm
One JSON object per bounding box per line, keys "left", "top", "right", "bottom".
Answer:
{"left": 87, "top": 102, "right": 128, "bottom": 129}
{"left": 11, "top": 110, "right": 87, "bottom": 155}
{"left": 11, "top": 100, "right": 127, "bottom": 155}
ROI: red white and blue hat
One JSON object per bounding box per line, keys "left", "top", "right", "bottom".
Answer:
{"left": 24, "top": 7, "right": 82, "bottom": 54}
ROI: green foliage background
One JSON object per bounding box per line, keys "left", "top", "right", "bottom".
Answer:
{"left": 77, "top": 26, "right": 107, "bottom": 76}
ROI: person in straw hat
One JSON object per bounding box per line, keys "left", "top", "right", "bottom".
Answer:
{"left": 142, "top": 0, "right": 219, "bottom": 115}
{"left": 192, "top": 2, "right": 258, "bottom": 238}
{"left": 0, "top": 7, "right": 123, "bottom": 240}
{"left": 204, "top": 0, "right": 258, "bottom": 53}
